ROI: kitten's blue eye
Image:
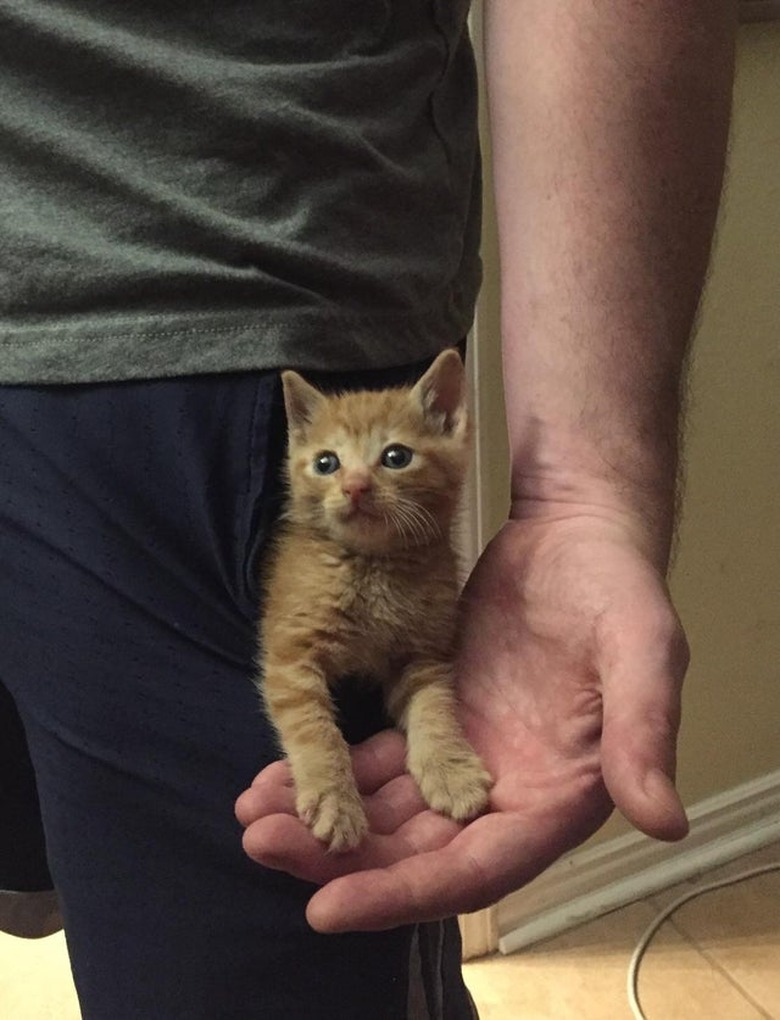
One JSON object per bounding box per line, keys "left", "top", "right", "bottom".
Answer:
{"left": 381, "top": 444, "right": 413, "bottom": 470}
{"left": 313, "top": 451, "right": 340, "bottom": 475}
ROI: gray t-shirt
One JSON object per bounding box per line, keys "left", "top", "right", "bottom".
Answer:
{"left": 0, "top": 0, "right": 481, "bottom": 383}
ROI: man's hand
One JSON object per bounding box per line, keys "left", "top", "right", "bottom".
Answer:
{"left": 236, "top": 511, "right": 689, "bottom": 933}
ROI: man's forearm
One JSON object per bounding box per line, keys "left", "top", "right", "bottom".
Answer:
{"left": 484, "top": 0, "right": 736, "bottom": 561}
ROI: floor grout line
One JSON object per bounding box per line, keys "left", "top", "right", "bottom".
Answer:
{"left": 666, "top": 915, "right": 776, "bottom": 1020}
{"left": 696, "top": 945, "right": 774, "bottom": 1020}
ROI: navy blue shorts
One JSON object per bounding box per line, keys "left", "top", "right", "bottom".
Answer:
{"left": 0, "top": 366, "right": 474, "bottom": 1019}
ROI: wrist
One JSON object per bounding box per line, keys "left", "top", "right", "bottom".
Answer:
{"left": 508, "top": 429, "right": 680, "bottom": 570}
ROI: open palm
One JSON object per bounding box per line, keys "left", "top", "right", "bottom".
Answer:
{"left": 236, "top": 513, "right": 689, "bottom": 932}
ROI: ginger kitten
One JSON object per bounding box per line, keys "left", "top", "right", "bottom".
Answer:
{"left": 258, "top": 350, "right": 491, "bottom": 851}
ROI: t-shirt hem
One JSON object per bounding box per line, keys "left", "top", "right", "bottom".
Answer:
{"left": 0, "top": 304, "right": 478, "bottom": 385}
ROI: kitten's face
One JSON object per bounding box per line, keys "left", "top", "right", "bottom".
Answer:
{"left": 282, "top": 351, "right": 469, "bottom": 554}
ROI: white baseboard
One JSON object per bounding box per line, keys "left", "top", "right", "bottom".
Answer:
{"left": 498, "top": 768, "right": 780, "bottom": 955}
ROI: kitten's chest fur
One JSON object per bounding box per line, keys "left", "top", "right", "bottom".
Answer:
{"left": 256, "top": 351, "right": 492, "bottom": 852}
{"left": 263, "top": 528, "right": 459, "bottom": 684}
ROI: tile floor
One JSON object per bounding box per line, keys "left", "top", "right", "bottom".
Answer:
{"left": 464, "top": 841, "right": 780, "bottom": 1020}
{"left": 0, "top": 843, "right": 777, "bottom": 1018}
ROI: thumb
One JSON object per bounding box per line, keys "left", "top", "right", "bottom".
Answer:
{"left": 599, "top": 604, "right": 690, "bottom": 842}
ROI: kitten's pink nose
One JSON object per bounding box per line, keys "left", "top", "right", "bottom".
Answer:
{"left": 342, "top": 476, "right": 372, "bottom": 504}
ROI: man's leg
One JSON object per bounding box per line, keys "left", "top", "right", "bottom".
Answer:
{"left": 0, "top": 370, "right": 473, "bottom": 1019}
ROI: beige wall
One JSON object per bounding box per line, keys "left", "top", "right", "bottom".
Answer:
{"left": 672, "top": 22, "right": 780, "bottom": 803}
{"left": 473, "top": 23, "right": 780, "bottom": 836}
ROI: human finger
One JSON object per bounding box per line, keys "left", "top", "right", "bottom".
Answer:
{"left": 600, "top": 604, "right": 690, "bottom": 841}
{"left": 236, "top": 771, "right": 428, "bottom": 836}
{"left": 363, "top": 775, "right": 430, "bottom": 835}
{"left": 241, "top": 809, "right": 461, "bottom": 887}
{"left": 348, "top": 729, "right": 408, "bottom": 793}
{"left": 241, "top": 729, "right": 406, "bottom": 798}
{"left": 235, "top": 779, "right": 296, "bottom": 828}
{"left": 235, "top": 729, "right": 408, "bottom": 828}
{"left": 304, "top": 812, "right": 561, "bottom": 933}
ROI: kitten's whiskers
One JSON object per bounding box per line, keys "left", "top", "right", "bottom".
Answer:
{"left": 389, "top": 496, "right": 442, "bottom": 548}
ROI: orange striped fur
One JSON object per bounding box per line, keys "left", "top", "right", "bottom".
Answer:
{"left": 257, "top": 350, "right": 491, "bottom": 851}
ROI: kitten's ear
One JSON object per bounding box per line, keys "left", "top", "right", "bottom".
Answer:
{"left": 281, "top": 371, "right": 325, "bottom": 438}
{"left": 411, "top": 349, "right": 467, "bottom": 434}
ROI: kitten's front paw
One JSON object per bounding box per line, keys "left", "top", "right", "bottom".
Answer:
{"left": 411, "top": 744, "right": 492, "bottom": 822}
{"left": 297, "top": 784, "right": 369, "bottom": 853}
